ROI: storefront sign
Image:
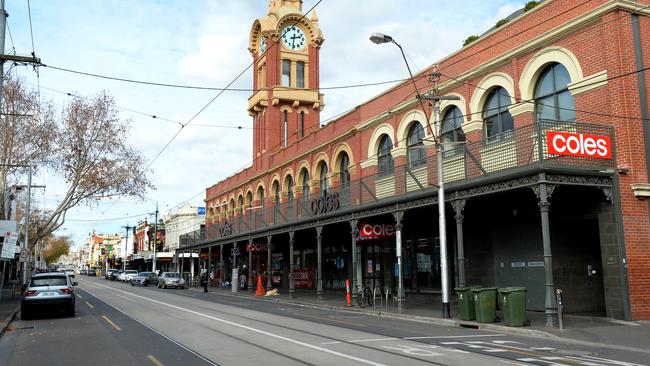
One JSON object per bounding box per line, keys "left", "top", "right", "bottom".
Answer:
{"left": 546, "top": 131, "right": 612, "bottom": 159}
{"left": 310, "top": 191, "right": 341, "bottom": 216}
{"left": 291, "top": 269, "right": 314, "bottom": 288}
{"left": 357, "top": 222, "right": 396, "bottom": 241}
{"left": 246, "top": 243, "right": 270, "bottom": 252}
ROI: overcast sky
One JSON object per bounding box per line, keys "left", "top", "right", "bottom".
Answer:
{"left": 5, "top": 0, "right": 522, "bottom": 248}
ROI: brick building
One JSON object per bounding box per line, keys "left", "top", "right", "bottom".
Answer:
{"left": 181, "top": 0, "right": 650, "bottom": 323}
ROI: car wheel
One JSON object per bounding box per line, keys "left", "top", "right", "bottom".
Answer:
{"left": 131, "top": 282, "right": 134, "bottom": 286}
{"left": 180, "top": 285, "right": 184, "bottom": 289}
{"left": 20, "top": 307, "right": 29, "bottom": 320}
{"left": 67, "top": 305, "right": 75, "bottom": 317}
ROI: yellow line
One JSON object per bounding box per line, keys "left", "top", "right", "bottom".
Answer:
{"left": 147, "top": 355, "right": 165, "bottom": 366}
{"left": 101, "top": 315, "right": 122, "bottom": 331}
{"left": 85, "top": 301, "right": 94, "bottom": 309}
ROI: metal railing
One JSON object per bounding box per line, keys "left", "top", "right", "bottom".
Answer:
{"left": 180, "top": 121, "right": 615, "bottom": 247}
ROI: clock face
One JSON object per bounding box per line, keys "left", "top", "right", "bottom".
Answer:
{"left": 259, "top": 36, "right": 266, "bottom": 54}
{"left": 281, "top": 25, "right": 306, "bottom": 51}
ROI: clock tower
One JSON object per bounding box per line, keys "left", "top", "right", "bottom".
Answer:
{"left": 248, "top": 0, "right": 325, "bottom": 170}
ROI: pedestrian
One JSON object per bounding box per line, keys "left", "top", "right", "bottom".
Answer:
{"left": 202, "top": 271, "right": 208, "bottom": 293}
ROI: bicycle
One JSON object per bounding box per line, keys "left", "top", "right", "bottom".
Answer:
{"left": 357, "top": 283, "right": 372, "bottom": 308}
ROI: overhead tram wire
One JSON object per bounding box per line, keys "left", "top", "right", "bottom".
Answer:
{"left": 80, "top": 1, "right": 325, "bottom": 225}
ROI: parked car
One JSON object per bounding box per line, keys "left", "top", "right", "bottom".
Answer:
{"left": 105, "top": 269, "right": 117, "bottom": 280}
{"left": 118, "top": 270, "right": 138, "bottom": 282}
{"left": 87, "top": 268, "right": 98, "bottom": 276}
{"left": 109, "top": 270, "right": 123, "bottom": 281}
{"left": 130, "top": 272, "right": 158, "bottom": 287}
{"left": 21, "top": 272, "right": 77, "bottom": 319}
{"left": 65, "top": 269, "right": 75, "bottom": 278}
{"left": 79, "top": 269, "right": 88, "bottom": 275}
{"left": 157, "top": 272, "right": 185, "bottom": 289}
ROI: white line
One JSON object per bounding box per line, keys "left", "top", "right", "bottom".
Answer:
{"left": 86, "top": 280, "right": 388, "bottom": 366}
{"left": 404, "top": 334, "right": 506, "bottom": 340}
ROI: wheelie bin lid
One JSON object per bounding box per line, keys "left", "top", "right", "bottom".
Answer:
{"left": 471, "top": 287, "right": 497, "bottom": 292}
{"left": 454, "top": 285, "right": 481, "bottom": 291}
{"left": 498, "top": 287, "right": 527, "bottom": 293}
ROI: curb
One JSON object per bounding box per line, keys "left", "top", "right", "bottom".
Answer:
{"left": 0, "top": 304, "right": 19, "bottom": 338}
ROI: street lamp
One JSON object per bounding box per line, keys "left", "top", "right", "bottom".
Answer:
{"left": 370, "top": 32, "right": 457, "bottom": 318}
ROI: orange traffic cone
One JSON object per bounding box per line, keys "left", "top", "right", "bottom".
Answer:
{"left": 255, "top": 274, "right": 265, "bottom": 297}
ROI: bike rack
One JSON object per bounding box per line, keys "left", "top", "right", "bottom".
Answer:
{"left": 373, "top": 286, "right": 382, "bottom": 308}
{"left": 384, "top": 287, "right": 396, "bottom": 310}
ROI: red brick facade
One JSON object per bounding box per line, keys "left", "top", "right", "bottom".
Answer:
{"left": 206, "top": 0, "right": 650, "bottom": 319}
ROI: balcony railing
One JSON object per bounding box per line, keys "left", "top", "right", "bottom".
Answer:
{"left": 180, "top": 121, "right": 615, "bottom": 247}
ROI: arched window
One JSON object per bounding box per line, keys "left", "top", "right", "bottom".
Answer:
{"left": 237, "top": 195, "right": 244, "bottom": 214}
{"left": 441, "top": 106, "right": 466, "bottom": 155}
{"left": 534, "top": 63, "right": 576, "bottom": 122}
{"left": 339, "top": 153, "right": 350, "bottom": 187}
{"left": 299, "top": 112, "right": 305, "bottom": 138}
{"left": 273, "top": 181, "right": 281, "bottom": 205}
{"left": 229, "top": 198, "right": 235, "bottom": 217}
{"left": 483, "top": 87, "right": 514, "bottom": 142}
{"left": 257, "top": 187, "right": 265, "bottom": 209}
{"left": 286, "top": 176, "right": 294, "bottom": 204}
{"left": 407, "top": 122, "right": 426, "bottom": 167}
{"left": 319, "top": 163, "right": 328, "bottom": 192}
{"left": 246, "top": 191, "right": 253, "bottom": 208}
{"left": 301, "top": 169, "right": 310, "bottom": 198}
{"left": 378, "top": 135, "right": 394, "bottom": 176}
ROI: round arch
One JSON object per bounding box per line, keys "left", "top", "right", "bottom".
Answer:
{"left": 332, "top": 143, "right": 354, "bottom": 173}
{"left": 469, "top": 72, "right": 516, "bottom": 125}
{"left": 366, "top": 123, "right": 395, "bottom": 165}
{"left": 396, "top": 109, "right": 432, "bottom": 145}
{"left": 519, "top": 46, "right": 583, "bottom": 101}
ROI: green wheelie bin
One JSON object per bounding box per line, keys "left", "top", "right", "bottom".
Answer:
{"left": 472, "top": 287, "right": 497, "bottom": 323}
{"left": 455, "top": 286, "right": 480, "bottom": 321}
{"left": 498, "top": 287, "right": 528, "bottom": 326}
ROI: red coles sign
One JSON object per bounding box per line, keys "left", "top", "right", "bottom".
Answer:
{"left": 357, "top": 223, "right": 396, "bottom": 241}
{"left": 546, "top": 131, "right": 612, "bottom": 159}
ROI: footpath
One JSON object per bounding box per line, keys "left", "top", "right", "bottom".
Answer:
{"left": 2, "top": 282, "right": 649, "bottom": 354}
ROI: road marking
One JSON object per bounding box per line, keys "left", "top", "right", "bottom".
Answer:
{"left": 87, "top": 280, "right": 388, "bottom": 366}
{"left": 76, "top": 294, "right": 83, "bottom": 299}
{"left": 147, "top": 355, "right": 165, "bottom": 366}
{"left": 102, "top": 315, "right": 122, "bottom": 331}
{"left": 85, "top": 301, "right": 94, "bottom": 309}
{"left": 323, "top": 334, "right": 505, "bottom": 345}
{"left": 297, "top": 313, "right": 367, "bottom": 327}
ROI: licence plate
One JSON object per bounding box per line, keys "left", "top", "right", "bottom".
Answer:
{"left": 41, "top": 292, "right": 56, "bottom": 297}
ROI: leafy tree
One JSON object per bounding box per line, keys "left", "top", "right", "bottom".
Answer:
{"left": 525, "top": 1, "right": 540, "bottom": 12}
{"left": 463, "top": 35, "right": 480, "bottom": 47}
{"left": 496, "top": 19, "right": 509, "bottom": 28}
{"left": 0, "top": 78, "right": 154, "bottom": 251}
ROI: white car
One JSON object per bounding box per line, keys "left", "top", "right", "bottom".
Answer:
{"left": 118, "top": 270, "right": 138, "bottom": 282}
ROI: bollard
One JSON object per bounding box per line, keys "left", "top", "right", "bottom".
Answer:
{"left": 556, "top": 288, "right": 564, "bottom": 330}
{"left": 345, "top": 279, "right": 351, "bottom": 307}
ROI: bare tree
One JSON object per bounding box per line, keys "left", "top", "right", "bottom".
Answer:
{"left": 1, "top": 77, "right": 154, "bottom": 250}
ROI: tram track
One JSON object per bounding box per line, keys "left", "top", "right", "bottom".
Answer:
{"left": 82, "top": 278, "right": 563, "bottom": 366}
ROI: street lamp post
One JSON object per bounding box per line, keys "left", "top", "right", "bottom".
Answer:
{"left": 370, "top": 32, "right": 458, "bottom": 318}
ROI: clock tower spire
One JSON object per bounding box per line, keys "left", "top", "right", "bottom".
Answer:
{"left": 248, "top": 1, "right": 324, "bottom": 170}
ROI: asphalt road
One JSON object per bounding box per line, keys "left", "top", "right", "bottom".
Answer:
{"left": 1, "top": 276, "right": 647, "bottom": 366}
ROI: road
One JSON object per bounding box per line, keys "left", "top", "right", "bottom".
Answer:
{"left": 1, "top": 276, "right": 647, "bottom": 366}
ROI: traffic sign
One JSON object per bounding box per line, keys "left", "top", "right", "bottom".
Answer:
{"left": 20, "top": 248, "right": 30, "bottom": 259}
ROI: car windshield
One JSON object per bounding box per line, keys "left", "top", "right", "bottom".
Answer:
{"left": 126, "top": 270, "right": 138, "bottom": 274}
{"left": 31, "top": 276, "right": 68, "bottom": 287}
{"left": 164, "top": 273, "right": 180, "bottom": 278}
{"left": 139, "top": 272, "right": 151, "bottom": 276}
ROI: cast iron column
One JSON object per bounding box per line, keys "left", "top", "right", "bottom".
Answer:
{"left": 349, "top": 219, "right": 358, "bottom": 301}
{"left": 535, "top": 174, "right": 558, "bottom": 327}
{"left": 289, "top": 231, "right": 295, "bottom": 298}
{"left": 248, "top": 238, "right": 253, "bottom": 292}
{"left": 316, "top": 226, "right": 324, "bottom": 299}
{"left": 266, "top": 235, "right": 272, "bottom": 289}
{"left": 453, "top": 199, "right": 466, "bottom": 288}
{"left": 219, "top": 244, "right": 224, "bottom": 285}
{"left": 392, "top": 211, "right": 404, "bottom": 313}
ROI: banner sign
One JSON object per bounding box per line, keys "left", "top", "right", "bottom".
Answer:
{"left": 546, "top": 131, "right": 612, "bottom": 159}
{"left": 246, "top": 243, "right": 270, "bottom": 252}
{"left": 1, "top": 231, "right": 18, "bottom": 260}
{"left": 291, "top": 269, "right": 314, "bottom": 289}
{"left": 356, "top": 222, "right": 396, "bottom": 241}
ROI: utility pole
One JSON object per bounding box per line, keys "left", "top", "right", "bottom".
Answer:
{"left": 152, "top": 201, "right": 158, "bottom": 274}
{"left": 122, "top": 224, "right": 135, "bottom": 273}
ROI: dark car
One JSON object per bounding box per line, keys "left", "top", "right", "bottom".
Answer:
{"left": 87, "top": 268, "right": 97, "bottom": 276}
{"left": 105, "top": 269, "right": 117, "bottom": 280}
{"left": 79, "top": 269, "right": 88, "bottom": 275}
{"left": 109, "top": 270, "right": 123, "bottom": 281}
{"left": 130, "top": 272, "right": 158, "bottom": 286}
{"left": 21, "top": 272, "right": 77, "bottom": 319}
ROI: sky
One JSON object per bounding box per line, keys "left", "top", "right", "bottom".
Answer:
{"left": 4, "top": 0, "right": 523, "bottom": 248}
